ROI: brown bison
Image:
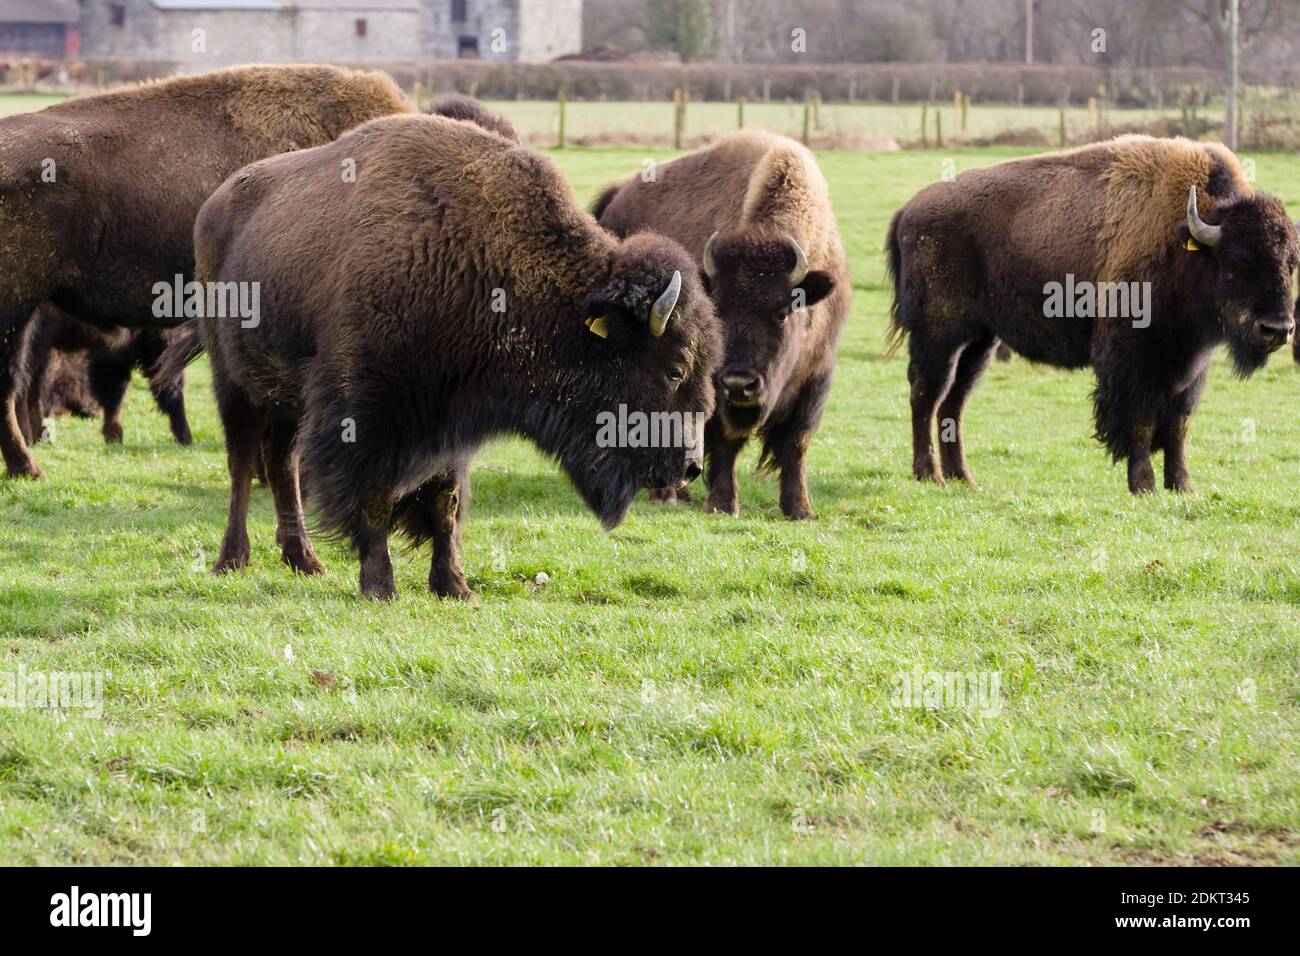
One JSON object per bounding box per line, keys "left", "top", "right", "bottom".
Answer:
{"left": 0, "top": 64, "right": 411, "bottom": 479}
{"left": 593, "top": 130, "right": 850, "bottom": 519}
{"left": 20, "top": 306, "right": 192, "bottom": 447}
{"left": 164, "top": 113, "right": 722, "bottom": 601}
{"left": 426, "top": 94, "right": 520, "bottom": 143}
{"left": 886, "top": 135, "right": 1298, "bottom": 494}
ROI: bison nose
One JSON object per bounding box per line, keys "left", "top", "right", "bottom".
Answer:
{"left": 684, "top": 461, "right": 703, "bottom": 483}
{"left": 721, "top": 369, "right": 763, "bottom": 403}
{"left": 1258, "top": 317, "right": 1294, "bottom": 345}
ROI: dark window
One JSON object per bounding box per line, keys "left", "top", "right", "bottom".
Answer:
{"left": 355, "top": 18, "right": 367, "bottom": 37}
{"left": 457, "top": 35, "right": 479, "bottom": 59}
{"left": 451, "top": 0, "right": 468, "bottom": 23}
{"left": 109, "top": 4, "right": 126, "bottom": 27}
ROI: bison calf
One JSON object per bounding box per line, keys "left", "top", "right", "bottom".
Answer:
{"left": 179, "top": 114, "right": 722, "bottom": 600}
{"left": 887, "top": 135, "right": 1298, "bottom": 494}
{"left": 595, "top": 130, "right": 850, "bottom": 519}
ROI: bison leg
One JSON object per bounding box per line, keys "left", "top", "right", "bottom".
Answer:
{"left": 0, "top": 307, "right": 43, "bottom": 478}
{"left": 907, "top": 340, "right": 960, "bottom": 484}
{"left": 20, "top": 311, "right": 57, "bottom": 445}
{"left": 936, "top": 333, "right": 996, "bottom": 484}
{"left": 427, "top": 473, "right": 474, "bottom": 602}
{"left": 1126, "top": 419, "right": 1157, "bottom": 495}
{"left": 704, "top": 421, "right": 747, "bottom": 516}
{"left": 88, "top": 356, "right": 131, "bottom": 444}
{"left": 262, "top": 419, "right": 324, "bottom": 576}
{"left": 357, "top": 525, "right": 396, "bottom": 602}
{"left": 212, "top": 388, "right": 263, "bottom": 573}
{"left": 1157, "top": 371, "right": 1205, "bottom": 493}
{"left": 136, "top": 330, "right": 193, "bottom": 446}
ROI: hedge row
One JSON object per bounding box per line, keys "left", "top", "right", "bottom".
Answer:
{"left": 67, "top": 58, "right": 1241, "bottom": 108}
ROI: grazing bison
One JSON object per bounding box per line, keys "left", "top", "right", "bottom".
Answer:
{"left": 0, "top": 63, "right": 411, "bottom": 479}
{"left": 20, "top": 306, "right": 192, "bottom": 447}
{"left": 886, "top": 135, "right": 1298, "bottom": 494}
{"left": 593, "top": 130, "right": 850, "bottom": 519}
{"left": 166, "top": 113, "right": 722, "bottom": 601}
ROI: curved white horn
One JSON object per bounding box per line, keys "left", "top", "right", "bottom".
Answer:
{"left": 703, "top": 232, "right": 720, "bottom": 280}
{"left": 1187, "top": 186, "right": 1222, "bottom": 248}
{"left": 649, "top": 270, "right": 682, "bottom": 338}
{"left": 788, "top": 236, "right": 810, "bottom": 285}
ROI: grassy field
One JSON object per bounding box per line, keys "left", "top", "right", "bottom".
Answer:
{"left": 2, "top": 141, "right": 1299, "bottom": 865}
{"left": 482, "top": 99, "right": 1187, "bottom": 147}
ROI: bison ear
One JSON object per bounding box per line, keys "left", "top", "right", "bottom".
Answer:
{"left": 795, "top": 271, "right": 835, "bottom": 308}
{"left": 699, "top": 266, "right": 714, "bottom": 295}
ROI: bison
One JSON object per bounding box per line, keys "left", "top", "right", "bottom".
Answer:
{"left": 886, "top": 135, "right": 1298, "bottom": 494}
{"left": 164, "top": 113, "right": 723, "bottom": 601}
{"left": 0, "top": 63, "right": 411, "bottom": 479}
{"left": 20, "top": 306, "right": 192, "bottom": 447}
{"left": 593, "top": 130, "right": 850, "bottom": 519}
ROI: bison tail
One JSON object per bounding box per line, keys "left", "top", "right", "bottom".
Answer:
{"left": 589, "top": 183, "right": 621, "bottom": 222}
{"left": 882, "top": 209, "right": 908, "bottom": 360}
{"left": 152, "top": 320, "right": 205, "bottom": 385}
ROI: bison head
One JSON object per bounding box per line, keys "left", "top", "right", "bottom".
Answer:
{"left": 701, "top": 230, "right": 835, "bottom": 433}
{"left": 564, "top": 233, "right": 723, "bottom": 529}
{"left": 1185, "top": 186, "right": 1299, "bottom": 375}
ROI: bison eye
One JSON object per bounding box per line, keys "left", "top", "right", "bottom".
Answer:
{"left": 666, "top": 366, "right": 686, "bottom": 385}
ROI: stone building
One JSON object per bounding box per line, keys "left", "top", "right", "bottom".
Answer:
{"left": 75, "top": 0, "right": 583, "bottom": 68}
{"left": 0, "top": 1, "right": 81, "bottom": 58}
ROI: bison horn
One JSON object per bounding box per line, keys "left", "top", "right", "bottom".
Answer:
{"left": 1186, "top": 186, "right": 1222, "bottom": 248}
{"left": 703, "top": 232, "right": 720, "bottom": 280}
{"left": 649, "top": 270, "right": 682, "bottom": 338}
{"left": 788, "top": 236, "right": 810, "bottom": 285}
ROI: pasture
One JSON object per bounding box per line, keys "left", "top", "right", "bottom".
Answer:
{"left": 2, "top": 135, "right": 1299, "bottom": 864}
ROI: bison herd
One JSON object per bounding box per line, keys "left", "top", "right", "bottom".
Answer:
{"left": 2, "top": 64, "right": 1298, "bottom": 599}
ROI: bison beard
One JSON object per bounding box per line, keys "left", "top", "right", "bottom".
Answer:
{"left": 0, "top": 64, "right": 411, "bottom": 480}
{"left": 175, "top": 114, "right": 721, "bottom": 601}
{"left": 594, "top": 130, "right": 850, "bottom": 519}
{"left": 885, "top": 135, "right": 1298, "bottom": 494}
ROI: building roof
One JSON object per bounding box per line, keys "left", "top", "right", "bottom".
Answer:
{"left": 151, "top": 1, "right": 281, "bottom": 9}
{"left": 0, "top": 0, "right": 79, "bottom": 24}
{"left": 151, "top": 0, "right": 423, "bottom": 9}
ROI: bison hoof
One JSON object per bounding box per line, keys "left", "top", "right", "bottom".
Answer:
{"left": 174, "top": 428, "right": 194, "bottom": 446}
{"left": 1164, "top": 477, "right": 1193, "bottom": 493}
{"left": 913, "top": 468, "right": 945, "bottom": 485}
{"left": 361, "top": 580, "right": 397, "bottom": 602}
{"left": 430, "top": 573, "right": 476, "bottom": 602}
{"left": 102, "top": 424, "right": 124, "bottom": 444}
{"left": 6, "top": 461, "right": 44, "bottom": 480}
{"left": 282, "top": 550, "right": 326, "bottom": 576}
{"left": 647, "top": 486, "right": 680, "bottom": 505}
{"left": 212, "top": 554, "right": 249, "bottom": 574}
{"left": 783, "top": 506, "right": 815, "bottom": 521}
{"left": 705, "top": 493, "right": 739, "bottom": 516}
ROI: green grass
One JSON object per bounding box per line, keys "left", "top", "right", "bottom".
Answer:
{"left": 2, "top": 144, "right": 1299, "bottom": 865}
{"left": 0, "top": 92, "right": 68, "bottom": 117}
{"left": 484, "top": 99, "right": 1191, "bottom": 148}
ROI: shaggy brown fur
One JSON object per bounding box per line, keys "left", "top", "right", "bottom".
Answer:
{"left": 428, "top": 94, "right": 520, "bottom": 142}
{"left": 594, "top": 130, "right": 850, "bottom": 518}
{"left": 20, "top": 306, "right": 192, "bottom": 447}
{"left": 0, "top": 63, "right": 411, "bottom": 479}
{"left": 886, "top": 135, "right": 1298, "bottom": 493}
{"left": 167, "top": 114, "right": 723, "bottom": 600}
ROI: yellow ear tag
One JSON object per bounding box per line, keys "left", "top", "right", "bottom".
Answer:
{"left": 586, "top": 315, "right": 609, "bottom": 338}
{"left": 1185, "top": 237, "right": 1201, "bottom": 251}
